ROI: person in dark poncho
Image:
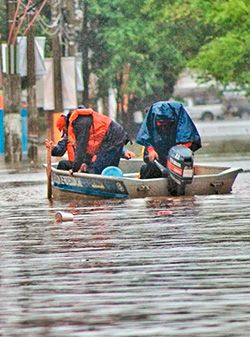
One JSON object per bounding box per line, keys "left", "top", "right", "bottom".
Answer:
{"left": 136, "top": 100, "right": 202, "bottom": 179}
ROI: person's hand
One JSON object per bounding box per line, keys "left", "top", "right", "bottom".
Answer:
{"left": 91, "top": 155, "right": 97, "bottom": 163}
{"left": 123, "top": 150, "right": 136, "bottom": 160}
{"left": 147, "top": 146, "right": 159, "bottom": 161}
{"left": 45, "top": 139, "right": 54, "bottom": 149}
{"left": 68, "top": 169, "right": 73, "bottom": 176}
{"left": 178, "top": 142, "right": 192, "bottom": 148}
{"left": 78, "top": 163, "right": 87, "bottom": 172}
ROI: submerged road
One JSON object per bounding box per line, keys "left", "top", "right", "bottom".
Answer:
{"left": 0, "top": 158, "right": 250, "bottom": 337}
{"left": 196, "top": 119, "right": 250, "bottom": 140}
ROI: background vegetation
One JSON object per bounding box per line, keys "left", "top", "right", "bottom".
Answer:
{"left": 1, "top": 0, "right": 249, "bottom": 122}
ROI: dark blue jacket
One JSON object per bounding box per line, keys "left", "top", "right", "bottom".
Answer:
{"left": 51, "top": 136, "right": 68, "bottom": 157}
{"left": 136, "top": 101, "right": 201, "bottom": 163}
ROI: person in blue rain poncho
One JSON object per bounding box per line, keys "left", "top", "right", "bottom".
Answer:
{"left": 136, "top": 100, "right": 202, "bottom": 178}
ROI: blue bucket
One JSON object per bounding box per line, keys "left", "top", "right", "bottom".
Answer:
{"left": 101, "top": 166, "right": 123, "bottom": 177}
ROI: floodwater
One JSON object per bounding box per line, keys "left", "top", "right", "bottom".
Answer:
{"left": 0, "top": 159, "right": 250, "bottom": 337}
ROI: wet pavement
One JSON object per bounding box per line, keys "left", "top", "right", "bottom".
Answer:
{"left": 0, "top": 158, "right": 250, "bottom": 337}
{"left": 196, "top": 119, "right": 250, "bottom": 140}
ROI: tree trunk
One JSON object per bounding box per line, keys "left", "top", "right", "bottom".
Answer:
{"left": 27, "top": 21, "right": 38, "bottom": 166}
{"left": 80, "top": 2, "right": 90, "bottom": 106}
{"left": 51, "top": 0, "right": 63, "bottom": 141}
{"left": 3, "top": 72, "right": 22, "bottom": 163}
{"left": 3, "top": 0, "right": 22, "bottom": 165}
{"left": 64, "top": 0, "right": 76, "bottom": 57}
{"left": 52, "top": 34, "right": 63, "bottom": 113}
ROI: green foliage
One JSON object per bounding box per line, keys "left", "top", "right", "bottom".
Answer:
{"left": 182, "top": 0, "right": 250, "bottom": 89}
{"left": 189, "top": 32, "right": 250, "bottom": 86}
{"left": 86, "top": 0, "right": 248, "bottom": 105}
{"left": 140, "top": 0, "right": 250, "bottom": 92}
{"left": 0, "top": 3, "right": 7, "bottom": 41}
{"left": 82, "top": 0, "right": 190, "bottom": 104}
{"left": 2, "top": 0, "right": 248, "bottom": 110}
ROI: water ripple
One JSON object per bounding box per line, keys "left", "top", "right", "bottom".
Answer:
{"left": 0, "top": 170, "right": 250, "bottom": 336}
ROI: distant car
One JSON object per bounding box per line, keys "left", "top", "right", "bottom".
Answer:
{"left": 226, "top": 102, "right": 250, "bottom": 119}
{"left": 184, "top": 97, "right": 225, "bottom": 121}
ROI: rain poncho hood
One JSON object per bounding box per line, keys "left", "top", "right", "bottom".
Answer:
{"left": 136, "top": 101, "right": 201, "bottom": 160}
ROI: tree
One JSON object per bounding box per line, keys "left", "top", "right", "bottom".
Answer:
{"left": 172, "top": 0, "right": 250, "bottom": 90}
{"left": 79, "top": 0, "right": 190, "bottom": 130}
{"left": 2, "top": 0, "right": 22, "bottom": 164}
{"left": 0, "top": 2, "right": 7, "bottom": 40}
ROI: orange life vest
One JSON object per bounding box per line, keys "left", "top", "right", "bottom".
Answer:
{"left": 68, "top": 108, "right": 112, "bottom": 156}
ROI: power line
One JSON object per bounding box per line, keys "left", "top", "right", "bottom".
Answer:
{"left": 7, "top": 0, "right": 22, "bottom": 45}
{"left": 12, "top": 0, "right": 33, "bottom": 43}
{"left": 23, "top": 0, "right": 49, "bottom": 36}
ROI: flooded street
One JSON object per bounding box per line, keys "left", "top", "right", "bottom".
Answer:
{"left": 0, "top": 159, "right": 250, "bottom": 337}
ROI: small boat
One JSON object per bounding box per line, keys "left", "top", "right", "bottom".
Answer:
{"left": 49, "top": 158, "right": 243, "bottom": 199}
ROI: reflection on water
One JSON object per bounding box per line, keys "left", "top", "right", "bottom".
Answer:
{"left": 0, "top": 166, "right": 250, "bottom": 337}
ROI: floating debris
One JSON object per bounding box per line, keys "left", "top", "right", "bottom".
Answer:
{"left": 55, "top": 211, "right": 74, "bottom": 222}
{"left": 156, "top": 210, "right": 173, "bottom": 216}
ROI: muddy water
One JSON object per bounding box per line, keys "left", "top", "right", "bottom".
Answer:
{"left": 0, "top": 163, "right": 250, "bottom": 337}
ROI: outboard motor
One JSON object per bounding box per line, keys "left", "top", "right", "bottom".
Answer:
{"left": 167, "top": 145, "right": 194, "bottom": 196}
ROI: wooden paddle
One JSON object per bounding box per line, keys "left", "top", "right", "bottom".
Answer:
{"left": 46, "top": 145, "right": 52, "bottom": 199}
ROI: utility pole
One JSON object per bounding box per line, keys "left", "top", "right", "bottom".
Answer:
{"left": 64, "top": 0, "right": 77, "bottom": 57}
{"left": 27, "top": 11, "right": 38, "bottom": 166}
{"left": 0, "top": 33, "right": 4, "bottom": 158}
{"left": 50, "top": 0, "right": 63, "bottom": 141}
{"left": 80, "top": 2, "right": 89, "bottom": 106}
{"left": 3, "top": 0, "right": 22, "bottom": 164}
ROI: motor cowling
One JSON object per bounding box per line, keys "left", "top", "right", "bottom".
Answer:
{"left": 167, "top": 145, "right": 194, "bottom": 195}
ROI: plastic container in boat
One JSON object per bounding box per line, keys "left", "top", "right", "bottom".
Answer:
{"left": 101, "top": 166, "right": 123, "bottom": 177}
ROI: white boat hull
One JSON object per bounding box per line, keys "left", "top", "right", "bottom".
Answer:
{"left": 50, "top": 159, "right": 242, "bottom": 199}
